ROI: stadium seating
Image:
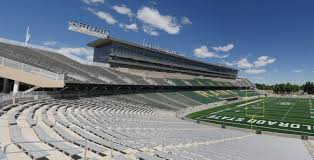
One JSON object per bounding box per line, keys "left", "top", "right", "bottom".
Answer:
{"left": 32, "top": 125, "right": 82, "bottom": 157}
{"left": 0, "top": 42, "right": 103, "bottom": 83}
{"left": 140, "top": 93, "right": 187, "bottom": 109}
{"left": 178, "top": 91, "right": 218, "bottom": 104}
{"left": 0, "top": 41, "right": 246, "bottom": 88}
{"left": 0, "top": 94, "right": 310, "bottom": 160}
{"left": 168, "top": 79, "right": 188, "bottom": 86}
{"left": 2, "top": 40, "right": 299, "bottom": 160}
{"left": 234, "top": 90, "right": 260, "bottom": 97}
{"left": 150, "top": 78, "right": 171, "bottom": 86}
{"left": 160, "top": 92, "right": 202, "bottom": 106}
{"left": 0, "top": 41, "right": 257, "bottom": 90}
{"left": 109, "top": 69, "right": 151, "bottom": 85}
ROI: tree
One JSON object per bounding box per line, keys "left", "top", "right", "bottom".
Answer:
{"left": 256, "top": 82, "right": 302, "bottom": 94}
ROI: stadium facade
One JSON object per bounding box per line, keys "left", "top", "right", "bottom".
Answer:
{"left": 89, "top": 37, "right": 238, "bottom": 79}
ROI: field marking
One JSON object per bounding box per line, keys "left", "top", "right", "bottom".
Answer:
{"left": 280, "top": 99, "right": 298, "bottom": 121}
{"left": 209, "top": 98, "right": 272, "bottom": 116}
{"left": 237, "top": 99, "right": 264, "bottom": 107}
{"left": 202, "top": 118, "right": 314, "bottom": 135}
{"left": 194, "top": 97, "right": 314, "bottom": 135}
{"left": 308, "top": 99, "right": 314, "bottom": 119}
{"left": 234, "top": 98, "right": 274, "bottom": 117}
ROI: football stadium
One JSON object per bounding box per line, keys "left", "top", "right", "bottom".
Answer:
{"left": 1, "top": 1, "right": 314, "bottom": 160}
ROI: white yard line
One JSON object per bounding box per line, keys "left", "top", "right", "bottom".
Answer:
{"left": 237, "top": 99, "right": 264, "bottom": 107}
{"left": 308, "top": 99, "right": 314, "bottom": 119}
{"left": 280, "top": 99, "right": 298, "bottom": 121}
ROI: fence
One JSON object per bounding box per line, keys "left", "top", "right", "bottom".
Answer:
{"left": 0, "top": 56, "right": 64, "bottom": 81}
{"left": 0, "top": 92, "right": 48, "bottom": 104}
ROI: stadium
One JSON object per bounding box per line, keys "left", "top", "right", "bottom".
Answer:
{"left": 0, "top": 32, "right": 312, "bottom": 159}
{"left": 1, "top": 1, "right": 314, "bottom": 160}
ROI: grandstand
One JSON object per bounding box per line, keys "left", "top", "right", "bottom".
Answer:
{"left": 88, "top": 37, "right": 238, "bottom": 79}
{"left": 0, "top": 36, "right": 312, "bottom": 160}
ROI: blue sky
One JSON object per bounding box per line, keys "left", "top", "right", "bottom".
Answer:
{"left": 0, "top": 0, "right": 314, "bottom": 84}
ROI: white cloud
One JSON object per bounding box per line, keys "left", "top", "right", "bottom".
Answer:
{"left": 244, "top": 68, "right": 266, "bottom": 74}
{"left": 113, "top": 5, "right": 133, "bottom": 17}
{"left": 212, "top": 44, "right": 234, "bottom": 52}
{"left": 194, "top": 45, "right": 229, "bottom": 59}
{"left": 236, "top": 56, "right": 275, "bottom": 74}
{"left": 119, "top": 23, "right": 138, "bottom": 32}
{"left": 124, "top": 23, "right": 138, "bottom": 31}
{"left": 0, "top": 37, "right": 24, "bottom": 46}
{"left": 137, "top": 6, "right": 180, "bottom": 34}
{"left": 81, "top": 0, "right": 104, "bottom": 5}
{"left": 43, "top": 41, "right": 58, "bottom": 46}
{"left": 87, "top": 8, "right": 117, "bottom": 25}
{"left": 143, "top": 25, "right": 159, "bottom": 36}
{"left": 56, "top": 47, "right": 93, "bottom": 58}
{"left": 181, "top": 16, "right": 192, "bottom": 25}
{"left": 292, "top": 69, "right": 303, "bottom": 73}
{"left": 237, "top": 58, "right": 253, "bottom": 68}
{"left": 225, "top": 62, "right": 234, "bottom": 66}
{"left": 254, "top": 56, "right": 276, "bottom": 68}
{"left": 252, "top": 76, "right": 263, "bottom": 80}
{"left": 54, "top": 47, "right": 94, "bottom": 63}
{"left": 224, "top": 61, "right": 236, "bottom": 66}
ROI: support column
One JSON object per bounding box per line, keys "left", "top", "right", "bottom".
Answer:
{"left": 2, "top": 78, "right": 8, "bottom": 93}
{"left": 13, "top": 80, "right": 20, "bottom": 95}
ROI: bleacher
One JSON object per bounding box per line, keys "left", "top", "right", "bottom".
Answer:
{"left": 0, "top": 42, "right": 102, "bottom": 84}
{"left": 0, "top": 93, "right": 310, "bottom": 160}
{"left": 140, "top": 93, "right": 187, "bottom": 109}
{"left": 0, "top": 38, "right": 281, "bottom": 160}
{"left": 0, "top": 41, "right": 256, "bottom": 89}
{"left": 150, "top": 78, "right": 171, "bottom": 86}
{"left": 178, "top": 91, "right": 219, "bottom": 104}
{"left": 159, "top": 92, "right": 202, "bottom": 106}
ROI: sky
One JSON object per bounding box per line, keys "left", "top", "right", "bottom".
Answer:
{"left": 0, "top": 0, "right": 314, "bottom": 84}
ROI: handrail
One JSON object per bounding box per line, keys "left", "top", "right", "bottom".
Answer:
{"left": 0, "top": 56, "right": 64, "bottom": 81}
{"left": 0, "top": 92, "right": 48, "bottom": 103}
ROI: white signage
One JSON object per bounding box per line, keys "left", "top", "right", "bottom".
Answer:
{"left": 205, "top": 114, "right": 314, "bottom": 131}
{"left": 68, "top": 20, "right": 109, "bottom": 39}
{"left": 143, "top": 42, "right": 185, "bottom": 57}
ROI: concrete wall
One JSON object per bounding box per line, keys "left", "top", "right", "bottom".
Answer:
{"left": 0, "top": 66, "right": 64, "bottom": 88}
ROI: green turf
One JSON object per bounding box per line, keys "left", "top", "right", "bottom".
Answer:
{"left": 187, "top": 97, "right": 314, "bottom": 136}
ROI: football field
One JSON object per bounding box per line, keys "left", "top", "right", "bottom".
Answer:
{"left": 187, "top": 97, "right": 314, "bottom": 136}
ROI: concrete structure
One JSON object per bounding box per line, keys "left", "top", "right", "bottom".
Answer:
{"left": 0, "top": 56, "right": 64, "bottom": 90}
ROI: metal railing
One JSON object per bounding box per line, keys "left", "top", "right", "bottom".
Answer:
{"left": 0, "top": 93, "right": 32, "bottom": 104}
{"left": 0, "top": 92, "right": 48, "bottom": 104}
{"left": 0, "top": 56, "right": 64, "bottom": 81}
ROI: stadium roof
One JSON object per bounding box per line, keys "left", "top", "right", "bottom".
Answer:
{"left": 87, "top": 37, "right": 238, "bottom": 72}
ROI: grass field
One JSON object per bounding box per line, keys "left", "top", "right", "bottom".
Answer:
{"left": 187, "top": 97, "right": 314, "bottom": 136}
